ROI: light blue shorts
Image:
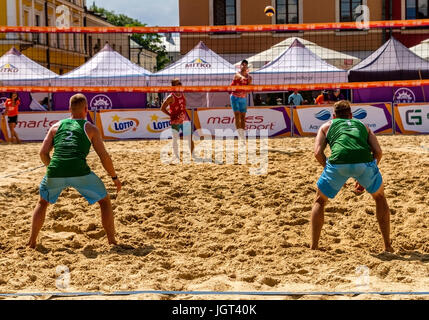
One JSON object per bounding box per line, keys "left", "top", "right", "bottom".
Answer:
{"left": 171, "top": 121, "right": 192, "bottom": 136}
{"left": 40, "top": 172, "right": 108, "bottom": 205}
{"left": 317, "top": 160, "right": 383, "bottom": 199}
{"left": 230, "top": 95, "right": 247, "bottom": 113}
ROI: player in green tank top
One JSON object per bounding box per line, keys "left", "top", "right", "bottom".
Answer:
{"left": 311, "top": 100, "right": 394, "bottom": 253}
{"left": 326, "top": 118, "right": 374, "bottom": 165}
{"left": 27, "top": 94, "right": 122, "bottom": 249}
{"left": 47, "top": 118, "right": 92, "bottom": 178}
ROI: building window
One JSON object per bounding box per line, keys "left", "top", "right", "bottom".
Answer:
{"left": 406, "top": 0, "right": 429, "bottom": 19}
{"left": 73, "top": 33, "right": 77, "bottom": 52}
{"left": 34, "top": 15, "right": 41, "bottom": 43}
{"left": 340, "top": 0, "right": 363, "bottom": 22}
{"left": 276, "top": 0, "right": 299, "bottom": 24}
{"left": 88, "top": 36, "right": 93, "bottom": 56}
{"left": 213, "top": 0, "right": 236, "bottom": 25}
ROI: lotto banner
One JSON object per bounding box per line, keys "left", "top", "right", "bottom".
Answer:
{"left": 2, "top": 111, "right": 71, "bottom": 141}
{"left": 96, "top": 109, "right": 192, "bottom": 140}
{"left": 193, "top": 107, "right": 292, "bottom": 137}
{"left": 394, "top": 104, "right": 429, "bottom": 134}
{"left": 293, "top": 103, "right": 393, "bottom": 136}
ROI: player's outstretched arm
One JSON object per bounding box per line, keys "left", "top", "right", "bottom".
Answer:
{"left": 367, "top": 128, "right": 382, "bottom": 164}
{"left": 39, "top": 125, "right": 57, "bottom": 166}
{"left": 87, "top": 123, "right": 121, "bottom": 193}
{"left": 314, "top": 122, "right": 329, "bottom": 167}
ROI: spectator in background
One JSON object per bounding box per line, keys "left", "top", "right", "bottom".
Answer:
{"left": 254, "top": 94, "right": 263, "bottom": 106}
{"left": 40, "top": 97, "right": 49, "bottom": 111}
{"left": 5, "top": 92, "right": 21, "bottom": 143}
{"left": 330, "top": 89, "right": 345, "bottom": 102}
{"left": 315, "top": 90, "right": 331, "bottom": 105}
{"left": 153, "top": 96, "right": 161, "bottom": 108}
{"left": 288, "top": 90, "right": 306, "bottom": 106}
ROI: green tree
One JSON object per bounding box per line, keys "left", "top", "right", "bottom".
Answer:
{"left": 89, "top": 2, "right": 170, "bottom": 71}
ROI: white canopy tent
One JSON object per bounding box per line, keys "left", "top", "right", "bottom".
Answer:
{"left": 410, "top": 38, "right": 429, "bottom": 60}
{"left": 0, "top": 47, "right": 57, "bottom": 86}
{"left": 239, "top": 37, "right": 360, "bottom": 70}
{"left": 150, "top": 41, "right": 238, "bottom": 108}
{"left": 252, "top": 39, "right": 349, "bottom": 85}
{"left": 0, "top": 47, "right": 57, "bottom": 110}
{"left": 52, "top": 43, "right": 151, "bottom": 87}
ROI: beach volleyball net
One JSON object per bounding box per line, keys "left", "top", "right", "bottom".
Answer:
{"left": 1, "top": 20, "right": 429, "bottom": 99}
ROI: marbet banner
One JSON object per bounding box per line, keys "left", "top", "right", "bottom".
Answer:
{"left": 96, "top": 109, "right": 192, "bottom": 139}
{"left": 2, "top": 111, "right": 71, "bottom": 141}
{"left": 394, "top": 104, "right": 429, "bottom": 134}
{"left": 293, "top": 103, "right": 393, "bottom": 136}
{"left": 193, "top": 107, "right": 292, "bottom": 137}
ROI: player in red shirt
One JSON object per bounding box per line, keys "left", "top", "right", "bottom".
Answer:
{"left": 315, "top": 90, "right": 331, "bottom": 105}
{"left": 230, "top": 60, "right": 252, "bottom": 142}
{"left": 4, "top": 92, "right": 21, "bottom": 143}
{"left": 161, "top": 79, "right": 194, "bottom": 162}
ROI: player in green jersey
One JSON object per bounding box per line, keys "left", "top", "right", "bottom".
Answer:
{"left": 27, "top": 94, "right": 121, "bottom": 248}
{"left": 311, "top": 100, "right": 393, "bottom": 253}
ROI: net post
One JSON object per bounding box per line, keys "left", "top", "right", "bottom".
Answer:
{"left": 191, "top": 106, "right": 195, "bottom": 136}
{"left": 290, "top": 105, "right": 294, "bottom": 138}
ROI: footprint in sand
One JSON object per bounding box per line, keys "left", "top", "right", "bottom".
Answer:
{"left": 261, "top": 277, "right": 280, "bottom": 287}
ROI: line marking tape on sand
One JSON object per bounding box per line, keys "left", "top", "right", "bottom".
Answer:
{"left": 0, "top": 165, "right": 45, "bottom": 179}
{"left": 1, "top": 291, "right": 429, "bottom": 298}
{"left": 268, "top": 148, "right": 307, "bottom": 155}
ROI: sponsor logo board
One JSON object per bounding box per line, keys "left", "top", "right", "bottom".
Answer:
{"left": 89, "top": 94, "right": 113, "bottom": 110}
{"left": 294, "top": 104, "right": 392, "bottom": 136}
{"left": 98, "top": 110, "right": 173, "bottom": 139}
{"left": 195, "top": 107, "right": 290, "bottom": 137}
{"left": 4, "top": 112, "right": 70, "bottom": 141}
{"left": 395, "top": 104, "right": 429, "bottom": 134}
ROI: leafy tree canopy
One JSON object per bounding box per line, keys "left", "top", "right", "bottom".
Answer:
{"left": 89, "top": 2, "right": 170, "bottom": 70}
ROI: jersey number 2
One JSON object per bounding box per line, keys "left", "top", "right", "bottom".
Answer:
{"left": 65, "top": 131, "right": 73, "bottom": 141}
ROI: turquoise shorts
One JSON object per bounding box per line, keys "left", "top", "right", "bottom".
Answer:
{"left": 171, "top": 121, "right": 192, "bottom": 136}
{"left": 317, "top": 160, "right": 383, "bottom": 199}
{"left": 40, "top": 172, "right": 108, "bottom": 205}
{"left": 230, "top": 95, "right": 247, "bottom": 113}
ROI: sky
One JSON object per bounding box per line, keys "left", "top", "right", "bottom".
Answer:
{"left": 90, "top": 0, "right": 179, "bottom": 26}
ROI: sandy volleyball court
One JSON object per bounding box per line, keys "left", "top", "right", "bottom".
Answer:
{"left": 0, "top": 135, "right": 428, "bottom": 300}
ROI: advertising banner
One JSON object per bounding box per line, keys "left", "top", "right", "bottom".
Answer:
{"left": 3, "top": 111, "right": 71, "bottom": 141}
{"left": 193, "top": 107, "right": 292, "bottom": 137}
{"left": 293, "top": 103, "right": 393, "bottom": 136}
{"left": 394, "top": 104, "right": 429, "bottom": 134}
{"left": 96, "top": 109, "right": 192, "bottom": 140}
{"left": 0, "top": 116, "right": 6, "bottom": 141}
{"left": 352, "top": 86, "right": 429, "bottom": 104}
{"left": 53, "top": 92, "right": 148, "bottom": 111}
